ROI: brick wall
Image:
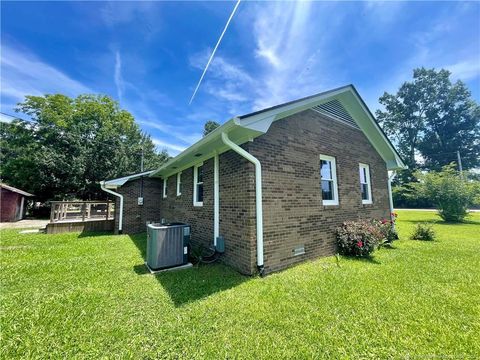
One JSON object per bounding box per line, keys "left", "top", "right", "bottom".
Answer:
{"left": 159, "top": 149, "right": 257, "bottom": 275}
{"left": 113, "top": 109, "right": 391, "bottom": 275}
{"left": 114, "top": 177, "right": 163, "bottom": 234}
{"left": 249, "top": 109, "right": 390, "bottom": 274}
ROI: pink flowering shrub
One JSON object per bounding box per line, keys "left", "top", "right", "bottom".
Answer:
{"left": 376, "top": 213, "right": 399, "bottom": 244}
{"left": 335, "top": 220, "right": 383, "bottom": 257}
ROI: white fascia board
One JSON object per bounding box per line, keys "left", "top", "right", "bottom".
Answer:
{"left": 103, "top": 170, "right": 154, "bottom": 188}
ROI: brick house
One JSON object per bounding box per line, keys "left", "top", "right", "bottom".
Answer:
{"left": 101, "top": 85, "right": 405, "bottom": 275}
{"left": 0, "top": 183, "right": 34, "bottom": 222}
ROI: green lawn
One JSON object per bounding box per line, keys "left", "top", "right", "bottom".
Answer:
{"left": 1, "top": 211, "right": 479, "bottom": 359}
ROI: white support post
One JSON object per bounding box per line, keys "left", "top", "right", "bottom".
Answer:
{"left": 214, "top": 152, "right": 220, "bottom": 246}
{"left": 387, "top": 171, "right": 395, "bottom": 230}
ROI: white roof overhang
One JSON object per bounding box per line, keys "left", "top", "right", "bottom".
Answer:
{"left": 103, "top": 171, "right": 154, "bottom": 189}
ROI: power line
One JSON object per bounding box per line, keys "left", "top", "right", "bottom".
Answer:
{"left": 0, "top": 111, "right": 32, "bottom": 123}
{"left": 189, "top": 0, "right": 241, "bottom": 105}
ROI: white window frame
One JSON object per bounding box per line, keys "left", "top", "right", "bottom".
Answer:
{"left": 320, "top": 154, "right": 339, "bottom": 206}
{"left": 193, "top": 163, "right": 204, "bottom": 207}
{"left": 359, "top": 163, "right": 372, "bottom": 204}
{"left": 176, "top": 172, "right": 182, "bottom": 196}
{"left": 163, "top": 177, "right": 168, "bottom": 198}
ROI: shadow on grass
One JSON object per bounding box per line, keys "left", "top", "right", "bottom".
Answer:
{"left": 379, "top": 243, "right": 398, "bottom": 250}
{"left": 342, "top": 255, "right": 382, "bottom": 265}
{"left": 128, "top": 233, "right": 249, "bottom": 307}
{"left": 402, "top": 218, "right": 480, "bottom": 226}
{"left": 77, "top": 231, "right": 116, "bottom": 238}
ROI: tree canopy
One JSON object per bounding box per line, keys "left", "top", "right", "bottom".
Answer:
{"left": 0, "top": 94, "right": 169, "bottom": 202}
{"left": 203, "top": 120, "right": 220, "bottom": 136}
{"left": 376, "top": 68, "right": 480, "bottom": 182}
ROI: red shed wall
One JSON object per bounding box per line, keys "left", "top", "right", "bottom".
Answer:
{"left": 1, "top": 189, "right": 22, "bottom": 222}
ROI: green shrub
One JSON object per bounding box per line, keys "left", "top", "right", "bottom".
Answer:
{"left": 411, "top": 164, "right": 479, "bottom": 222}
{"left": 410, "top": 223, "right": 436, "bottom": 241}
{"left": 336, "top": 220, "right": 382, "bottom": 257}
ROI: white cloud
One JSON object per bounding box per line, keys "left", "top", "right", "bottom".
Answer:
{"left": 189, "top": 50, "right": 254, "bottom": 104}
{"left": 249, "top": 1, "right": 333, "bottom": 109}
{"left": 0, "top": 45, "right": 93, "bottom": 103}
{"left": 114, "top": 51, "right": 125, "bottom": 102}
{"left": 446, "top": 59, "right": 480, "bottom": 81}
{"left": 152, "top": 138, "right": 187, "bottom": 155}
{"left": 189, "top": 1, "right": 344, "bottom": 111}
{"left": 138, "top": 119, "right": 202, "bottom": 145}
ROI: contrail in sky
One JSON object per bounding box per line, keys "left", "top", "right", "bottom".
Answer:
{"left": 189, "top": 0, "right": 241, "bottom": 105}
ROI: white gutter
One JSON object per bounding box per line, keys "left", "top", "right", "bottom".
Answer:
{"left": 213, "top": 152, "right": 220, "bottom": 247}
{"left": 100, "top": 181, "right": 124, "bottom": 233}
{"left": 387, "top": 171, "right": 395, "bottom": 230}
{"left": 221, "top": 132, "right": 264, "bottom": 271}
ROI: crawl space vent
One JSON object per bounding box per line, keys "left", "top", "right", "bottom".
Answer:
{"left": 311, "top": 99, "right": 360, "bottom": 129}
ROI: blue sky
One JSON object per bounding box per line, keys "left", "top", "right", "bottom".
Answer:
{"left": 1, "top": 1, "right": 479, "bottom": 155}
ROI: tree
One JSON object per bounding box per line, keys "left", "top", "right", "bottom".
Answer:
{"left": 0, "top": 94, "right": 169, "bottom": 202}
{"left": 417, "top": 73, "right": 480, "bottom": 171}
{"left": 376, "top": 68, "right": 480, "bottom": 182}
{"left": 203, "top": 120, "right": 220, "bottom": 136}
{"left": 411, "top": 164, "right": 479, "bottom": 222}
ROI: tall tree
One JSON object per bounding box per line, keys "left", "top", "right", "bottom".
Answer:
{"left": 0, "top": 94, "right": 168, "bottom": 201}
{"left": 376, "top": 68, "right": 480, "bottom": 180}
{"left": 417, "top": 71, "right": 480, "bottom": 170}
{"left": 203, "top": 120, "right": 220, "bottom": 136}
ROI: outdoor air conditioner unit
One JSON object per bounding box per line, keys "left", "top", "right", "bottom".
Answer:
{"left": 146, "top": 223, "right": 190, "bottom": 271}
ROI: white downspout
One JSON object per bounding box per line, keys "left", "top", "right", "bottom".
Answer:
{"left": 100, "top": 181, "right": 124, "bottom": 234}
{"left": 213, "top": 152, "right": 220, "bottom": 247}
{"left": 221, "top": 132, "right": 264, "bottom": 271}
{"left": 387, "top": 171, "right": 395, "bottom": 230}
{"left": 19, "top": 196, "right": 25, "bottom": 220}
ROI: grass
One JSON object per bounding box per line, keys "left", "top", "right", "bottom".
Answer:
{"left": 1, "top": 210, "right": 479, "bottom": 359}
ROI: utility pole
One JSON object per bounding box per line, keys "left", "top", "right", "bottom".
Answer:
{"left": 140, "top": 143, "right": 144, "bottom": 172}
{"left": 457, "top": 150, "right": 463, "bottom": 179}
{"left": 139, "top": 142, "right": 145, "bottom": 200}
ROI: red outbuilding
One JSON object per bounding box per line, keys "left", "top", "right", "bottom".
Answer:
{"left": 0, "top": 183, "right": 34, "bottom": 222}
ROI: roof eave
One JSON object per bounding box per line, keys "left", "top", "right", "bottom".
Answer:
{"left": 150, "top": 118, "right": 239, "bottom": 178}
{"left": 102, "top": 170, "right": 154, "bottom": 188}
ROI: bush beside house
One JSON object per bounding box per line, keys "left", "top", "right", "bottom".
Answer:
{"left": 411, "top": 164, "right": 479, "bottom": 222}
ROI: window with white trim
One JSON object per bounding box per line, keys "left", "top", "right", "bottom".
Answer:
{"left": 163, "top": 177, "right": 168, "bottom": 198}
{"left": 176, "top": 172, "right": 182, "bottom": 196}
{"left": 193, "top": 163, "right": 204, "bottom": 206}
{"left": 359, "top": 163, "right": 372, "bottom": 204}
{"left": 320, "top": 155, "right": 339, "bottom": 206}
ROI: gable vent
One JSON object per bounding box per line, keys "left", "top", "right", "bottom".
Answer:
{"left": 311, "top": 99, "right": 360, "bottom": 130}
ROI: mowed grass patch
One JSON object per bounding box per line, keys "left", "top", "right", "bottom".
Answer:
{"left": 1, "top": 210, "right": 479, "bottom": 358}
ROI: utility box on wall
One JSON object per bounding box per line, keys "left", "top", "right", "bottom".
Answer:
{"left": 137, "top": 197, "right": 144, "bottom": 206}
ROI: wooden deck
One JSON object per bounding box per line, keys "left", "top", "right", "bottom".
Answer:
{"left": 46, "top": 201, "right": 115, "bottom": 234}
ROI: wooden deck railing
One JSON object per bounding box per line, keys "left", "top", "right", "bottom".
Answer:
{"left": 50, "top": 201, "right": 115, "bottom": 223}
